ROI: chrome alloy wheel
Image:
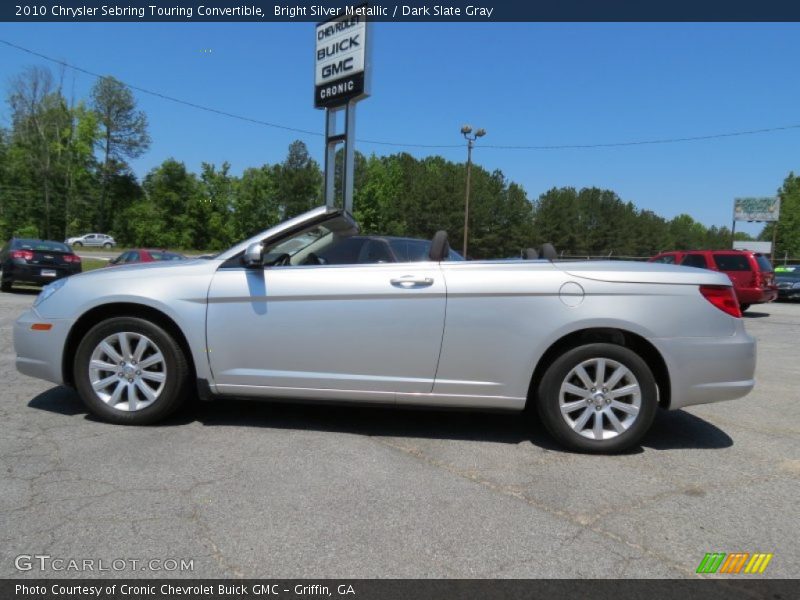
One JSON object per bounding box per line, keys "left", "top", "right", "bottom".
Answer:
{"left": 88, "top": 332, "right": 167, "bottom": 411}
{"left": 558, "top": 357, "right": 641, "bottom": 441}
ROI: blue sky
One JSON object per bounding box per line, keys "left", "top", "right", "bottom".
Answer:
{"left": 2, "top": 22, "right": 799, "bottom": 235}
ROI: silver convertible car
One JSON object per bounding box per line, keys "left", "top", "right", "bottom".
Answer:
{"left": 14, "top": 207, "right": 756, "bottom": 453}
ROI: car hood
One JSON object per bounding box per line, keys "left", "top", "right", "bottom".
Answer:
{"left": 553, "top": 260, "right": 731, "bottom": 286}
{"left": 73, "top": 258, "right": 220, "bottom": 281}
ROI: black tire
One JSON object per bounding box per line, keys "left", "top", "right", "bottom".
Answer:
{"left": 740, "top": 304, "right": 750, "bottom": 313}
{"left": 73, "top": 317, "right": 189, "bottom": 425}
{"left": 73, "top": 241, "right": 83, "bottom": 247}
{"left": 536, "top": 343, "right": 658, "bottom": 454}
{"left": 0, "top": 278, "right": 11, "bottom": 292}
{"left": 103, "top": 242, "right": 112, "bottom": 248}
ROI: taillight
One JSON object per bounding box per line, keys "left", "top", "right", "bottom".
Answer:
{"left": 699, "top": 285, "right": 741, "bottom": 318}
{"left": 64, "top": 254, "right": 81, "bottom": 263}
{"left": 11, "top": 250, "right": 34, "bottom": 261}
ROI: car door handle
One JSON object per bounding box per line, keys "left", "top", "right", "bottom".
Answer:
{"left": 390, "top": 276, "right": 434, "bottom": 288}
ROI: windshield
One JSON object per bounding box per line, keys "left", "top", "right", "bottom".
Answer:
{"left": 149, "top": 251, "right": 186, "bottom": 261}
{"left": 755, "top": 254, "right": 773, "bottom": 272}
{"left": 13, "top": 239, "right": 72, "bottom": 253}
{"left": 256, "top": 212, "right": 358, "bottom": 266}
{"left": 265, "top": 226, "right": 333, "bottom": 257}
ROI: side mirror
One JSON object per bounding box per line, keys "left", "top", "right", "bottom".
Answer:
{"left": 243, "top": 242, "right": 264, "bottom": 267}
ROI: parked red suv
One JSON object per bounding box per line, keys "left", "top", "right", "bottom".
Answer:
{"left": 649, "top": 249, "right": 778, "bottom": 311}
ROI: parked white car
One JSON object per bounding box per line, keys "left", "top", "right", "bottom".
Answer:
{"left": 65, "top": 233, "right": 116, "bottom": 248}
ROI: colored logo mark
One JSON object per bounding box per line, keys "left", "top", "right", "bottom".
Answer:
{"left": 696, "top": 552, "right": 773, "bottom": 574}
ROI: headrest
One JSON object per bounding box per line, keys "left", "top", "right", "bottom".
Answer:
{"left": 429, "top": 231, "right": 450, "bottom": 261}
{"left": 539, "top": 243, "right": 557, "bottom": 260}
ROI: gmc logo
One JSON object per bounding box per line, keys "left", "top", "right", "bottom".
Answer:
{"left": 321, "top": 58, "right": 353, "bottom": 79}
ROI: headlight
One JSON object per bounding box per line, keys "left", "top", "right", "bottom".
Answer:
{"left": 33, "top": 278, "right": 68, "bottom": 307}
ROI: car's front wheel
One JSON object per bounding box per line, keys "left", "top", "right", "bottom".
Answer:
{"left": 536, "top": 343, "right": 658, "bottom": 453}
{"left": 74, "top": 317, "right": 189, "bottom": 424}
{"left": 73, "top": 241, "right": 83, "bottom": 247}
{"left": 103, "top": 242, "right": 112, "bottom": 248}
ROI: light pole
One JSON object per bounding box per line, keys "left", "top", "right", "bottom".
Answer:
{"left": 461, "top": 125, "right": 486, "bottom": 258}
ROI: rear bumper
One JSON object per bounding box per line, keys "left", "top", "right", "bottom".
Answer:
{"left": 736, "top": 287, "right": 777, "bottom": 304}
{"left": 13, "top": 308, "right": 72, "bottom": 385}
{"left": 4, "top": 263, "right": 79, "bottom": 285}
{"left": 651, "top": 324, "right": 756, "bottom": 410}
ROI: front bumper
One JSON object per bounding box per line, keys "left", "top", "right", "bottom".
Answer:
{"left": 777, "top": 288, "right": 800, "bottom": 300}
{"left": 13, "top": 308, "right": 73, "bottom": 385}
{"left": 651, "top": 323, "right": 756, "bottom": 410}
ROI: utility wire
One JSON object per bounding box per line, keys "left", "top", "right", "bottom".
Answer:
{"left": 0, "top": 38, "right": 322, "bottom": 138}
{"left": 479, "top": 124, "right": 800, "bottom": 149}
{"left": 1, "top": 37, "right": 799, "bottom": 151}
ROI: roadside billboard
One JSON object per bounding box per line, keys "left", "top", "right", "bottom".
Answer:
{"left": 733, "top": 241, "right": 772, "bottom": 254}
{"left": 734, "top": 197, "right": 780, "bottom": 222}
{"left": 315, "top": 13, "right": 370, "bottom": 108}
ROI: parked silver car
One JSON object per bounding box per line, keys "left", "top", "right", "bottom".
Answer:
{"left": 65, "top": 233, "right": 116, "bottom": 248}
{"left": 15, "top": 207, "right": 755, "bottom": 452}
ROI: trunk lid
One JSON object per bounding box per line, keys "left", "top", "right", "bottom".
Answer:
{"left": 554, "top": 260, "right": 732, "bottom": 286}
{"left": 30, "top": 250, "right": 73, "bottom": 267}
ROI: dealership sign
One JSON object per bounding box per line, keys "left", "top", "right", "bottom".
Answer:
{"left": 734, "top": 197, "right": 780, "bottom": 222}
{"left": 315, "top": 13, "right": 370, "bottom": 108}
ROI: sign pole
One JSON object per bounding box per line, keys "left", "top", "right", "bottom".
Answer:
{"left": 315, "top": 10, "right": 371, "bottom": 214}
{"left": 771, "top": 219, "right": 778, "bottom": 263}
{"left": 343, "top": 101, "right": 356, "bottom": 214}
{"left": 324, "top": 108, "right": 338, "bottom": 208}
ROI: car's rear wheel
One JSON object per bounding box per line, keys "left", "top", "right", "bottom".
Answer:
{"left": 74, "top": 317, "right": 189, "bottom": 424}
{"left": 740, "top": 303, "right": 750, "bottom": 312}
{"left": 536, "top": 343, "right": 658, "bottom": 453}
{"left": 0, "top": 268, "right": 10, "bottom": 292}
{"left": 103, "top": 242, "right": 112, "bottom": 248}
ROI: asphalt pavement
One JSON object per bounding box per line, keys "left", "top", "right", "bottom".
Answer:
{"left": 1, "top": 291, "right": 798, "bottom": 578}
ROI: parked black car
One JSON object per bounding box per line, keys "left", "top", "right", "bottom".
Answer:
{"left": 775, "top": 265, "right": 800, "bottom": 301}
{"left": 0, "top": 238, "right": 82, "bottom": 292}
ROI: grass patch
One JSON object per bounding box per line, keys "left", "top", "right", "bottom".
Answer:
{"left": 81, "top": 258, "right": 108, "bottom": 272}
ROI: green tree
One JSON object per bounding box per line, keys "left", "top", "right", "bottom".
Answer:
{"left": 232, "top": 165, "right": 279, "bottom": 240}
{"left": 3, "top": 67, "right": 106, "bottom": 241}
{"left": 760, "top": 173, "right": 800, "bottom": 259}
{"left": 275, "top": 141, "right": 322, "bottom": 218}
{"left": 63, "top": 103, "right": 102, "bottom": 237}
{"left": 7, "top": 67, "right": 75, "bottom": 239}
{"left": 130, "top": 159, "right": 201, "bottom": 247}
{"left": 632, "top": 210, "right": 671, "bottom": 256}
{"left": 668, "top": 214, "right": 707, "bottom": 250}
{"left": 196, "top": 162, "right": 235, "bottom": 250}
{"left": 91, "top": 75, "right": 150, "bottom": 231}
{"left": 0, "top": 127, "right": 9, "bottom": 236}
{"left": 534, "top": 187, "right": 580, "bottom": 253}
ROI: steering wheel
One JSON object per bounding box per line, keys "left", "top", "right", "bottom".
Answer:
{"left": 266, "top": 253, "right": 292, "bottom": 267}
{"left": 303, "top": 252, "right": 327, "bottom": 266}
